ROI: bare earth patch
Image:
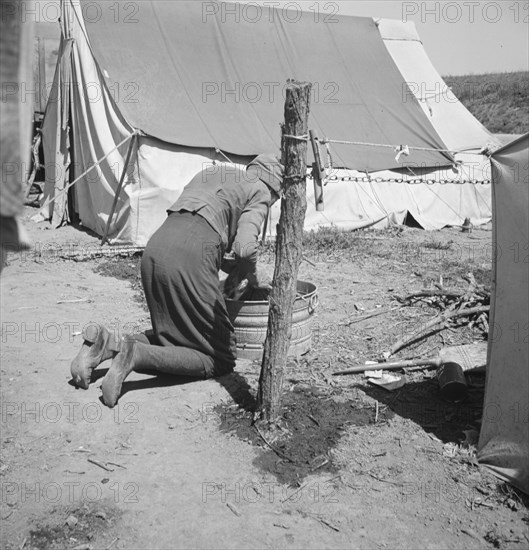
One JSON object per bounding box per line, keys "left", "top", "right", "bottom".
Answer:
{"left": 1, "top": 207, "right": 527, "bottom": 549}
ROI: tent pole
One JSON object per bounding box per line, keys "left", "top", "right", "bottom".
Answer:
{"left": 101, "top": 133, "right": 137, "bottom": 245}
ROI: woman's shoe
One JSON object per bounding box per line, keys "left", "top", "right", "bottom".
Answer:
{"left": 70, "top": 324, "right": 119, "bottom": 389}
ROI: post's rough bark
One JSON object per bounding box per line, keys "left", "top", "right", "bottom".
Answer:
{"left": 255, "top": 81, "right": 312, "bottom": 427}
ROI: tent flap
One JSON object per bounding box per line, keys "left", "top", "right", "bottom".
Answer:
{"left": 478, "top": 133, "right": 529, "bottom": 495}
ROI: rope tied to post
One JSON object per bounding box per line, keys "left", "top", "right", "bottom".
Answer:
{"left": 283, "top": 134, "right": 309, "bottom": 141}
{"left": 319, "top": 137, "right": 456, "bottom": 155}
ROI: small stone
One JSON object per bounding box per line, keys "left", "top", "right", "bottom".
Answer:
{"left": 66, "top": 514, "right": 78, "bottom": 528}
{"left": 505, "top": 498, "right": 520, "bottom": 511}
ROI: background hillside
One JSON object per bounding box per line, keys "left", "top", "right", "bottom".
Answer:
{"left": 443, "top": 71, "right": 528, "bottom": 135}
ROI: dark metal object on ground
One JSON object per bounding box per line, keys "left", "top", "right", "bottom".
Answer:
{"left": 437, "top": 361, "right": 468, "bottom": 402}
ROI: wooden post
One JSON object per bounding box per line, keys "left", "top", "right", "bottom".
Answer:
{"left": 255, "top": 80, "right": 312, "bottom": 428}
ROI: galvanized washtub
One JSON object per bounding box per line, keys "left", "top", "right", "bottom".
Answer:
{"left": 225, "top": 281, "right": 318, "bottom": 360}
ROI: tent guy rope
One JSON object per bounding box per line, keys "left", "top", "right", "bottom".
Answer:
{"left": 37, "top": 131, "right": 140, "bottom": 217}
{"left": 285, "top": 133, "right": 458, "bottom": 155}
{"left": 215, "top": 148, "right": 236, "bottom": 165}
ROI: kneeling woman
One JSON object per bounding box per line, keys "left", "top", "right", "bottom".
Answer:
{"left": 70, "top": 154, "right": 282, "bottom": 407}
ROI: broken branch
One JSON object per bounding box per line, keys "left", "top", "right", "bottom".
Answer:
{"left": 389, "top": 305, "right": 489, "bottom": 356}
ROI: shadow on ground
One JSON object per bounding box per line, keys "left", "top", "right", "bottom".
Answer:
{"left": 216, "top": 369, "right": 487, "bottom": 485}
{"left": 358, "top": 371, "right": 486, "bottom": 444}
{"left": 215, "top": 374, "right": 374, "bottom": 486}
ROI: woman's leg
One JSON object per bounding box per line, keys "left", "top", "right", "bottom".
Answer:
{"left": 101, "top": 340, "right": 233, "bottom": 407}
{"left": 70, "top": 326, "right": 154, "bottom": 389}
{"left": 140, "top": 212, "right": 236, "bottom": 365}
{"left": 70, "top": 324, "right": 120, "bottom": 389}
{"left": 101, "top": 213, "right": 236, "bottom": 408}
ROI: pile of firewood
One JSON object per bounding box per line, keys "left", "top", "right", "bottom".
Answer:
{"left": 390, "top": 273, "right": 490, "bottom": 357}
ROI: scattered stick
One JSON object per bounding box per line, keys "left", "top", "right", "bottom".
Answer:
{"left": 254, "top": 426, "right": 295, "bottom": 463}
{"left": 281, "top": 481, "right": 309, "bottom": 503}
{"left": 343, "top": 306, "right": 399, "bottom": 325}
{"left": 375, "top": 401, "right": 379, "bottom": 423}
{"left": 366, "top": 472, "right": 402, "bottom": 485}
{"left": 87, "top": 457, "right": 114, "bottom": 472}
{"left": 60, "top": 246, "right": 144, "bottom": 261}
{"left": 105, "top": 538, "right": 119, "bottom": 550}
{"left": 226, "top": 502, "right": 241, "bottom": 517}
{"left": 396, "top": 289, "right": 463, "bottom": 301}
{"left": 478, "top": 313, "right": 489, "bottom": 333}
{"left": 333, "top": 358, "right": 438, "bottom": 375}
{"left": 315, "top": 516, "right": 340, "bottom": 532}
{"left": 300, "top": 511, "right": 340, "bottom": 532}
{"left": 461, "top": 528, "right": 481, "bottom": 540}
{"left": 106, "top": 461, "right": 126, "bottom": 469}
{"left": 311, "top": 458, "right": 329, "bottom": 471}
{"left": 307, "top": 414, "right": 319, "bottom": 426}
{"left": 57, "top": 298, "right": 91, "bottom": 304}
{"left": 389, "top": 305, "right": 489, "bottom": 356}
{"left": 373, "top": 450, "right": 387, "bottom": 457}
{"left": 325, "top": 474, "right": 343, "bottom": 484}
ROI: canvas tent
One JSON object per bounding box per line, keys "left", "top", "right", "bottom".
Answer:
{"left": 478, "top": 133, "right": 529, "bottom": 495}
{"left": 41, "top": 0, "right": 499, "bottom": 244}
{"left": 33, "top": 22, "right": 60, "bottom": 120}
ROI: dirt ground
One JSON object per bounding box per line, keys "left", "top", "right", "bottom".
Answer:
{"left": 1, "top": 206, "right": 528, "bottom": 549}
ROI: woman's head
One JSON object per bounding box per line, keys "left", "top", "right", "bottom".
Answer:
{"left": 247, "top": 154, "right": 284, "bottom": 199}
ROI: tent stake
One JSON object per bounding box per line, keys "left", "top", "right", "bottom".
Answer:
{"left": 101, "top": 134, "right": 137, "bottom": 245}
